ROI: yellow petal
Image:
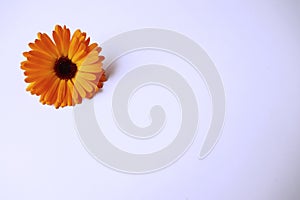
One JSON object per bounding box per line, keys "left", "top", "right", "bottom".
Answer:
{"left": 79, "top": 60, "right": 102, "bottom": 73}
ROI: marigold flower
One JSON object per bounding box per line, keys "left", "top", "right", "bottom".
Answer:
{"left": 21, "top": 25, "right": 106, "bottom": 108}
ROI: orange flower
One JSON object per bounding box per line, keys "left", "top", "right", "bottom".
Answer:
{"left": 21, "top": 25, "right": 107, "bottom": 108}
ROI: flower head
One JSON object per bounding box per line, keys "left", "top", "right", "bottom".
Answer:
{"left": 21, "top": 25, "right": 106, "bottom": 108}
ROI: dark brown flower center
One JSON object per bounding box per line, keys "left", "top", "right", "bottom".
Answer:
{"left": 54, "top": 57, "right": 77, "bottom": 80}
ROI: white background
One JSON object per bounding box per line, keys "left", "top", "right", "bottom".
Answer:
{"left": 0, "top": 0, "right": 300, "bottom": 199}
